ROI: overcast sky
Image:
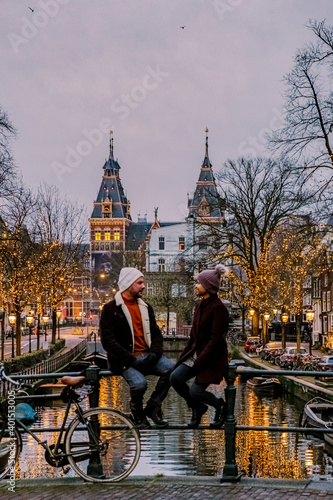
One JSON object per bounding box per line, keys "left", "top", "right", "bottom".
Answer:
{"left": 2, "top": 1, "right": 332, "bottom": 223}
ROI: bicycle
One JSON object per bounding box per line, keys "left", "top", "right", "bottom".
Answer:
{"left": 0, "top": 365, "right": 141, "bottom": 482}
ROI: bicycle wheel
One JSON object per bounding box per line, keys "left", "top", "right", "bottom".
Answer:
{"left": 0, "top": 422, "right": 22, "bottom": 481}
{"left": 65, "top": 407, "right": 141, "bottom": 482}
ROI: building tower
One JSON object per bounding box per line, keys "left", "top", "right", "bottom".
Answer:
{"left": 89, "top": 132, "right": 131, "bottom": 276}
{"left": 187, "top": 128, "right": 225, "bottom": 223}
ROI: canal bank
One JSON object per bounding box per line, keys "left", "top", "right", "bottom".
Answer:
{"left": 241, "top": 350, "right": 333, "bottom": 402}
{"left": 1, "top": 475, "right": 333, "bottom": 500}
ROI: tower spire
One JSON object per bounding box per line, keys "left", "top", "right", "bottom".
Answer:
{"left": 205, "top": 127, "right": 209, "bottom": 158}
{"left": 109, "top": 130, "right": 114, "bottom": 159}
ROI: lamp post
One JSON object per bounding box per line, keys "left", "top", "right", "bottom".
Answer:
{"left": 56, "top": 310, "right": 61, "bottom": 340}
{"left": 263, "top": 312, "right": 270, "bottom": 346}
{"left": 42, "top": 313, "right": 49, "bottom": 342}
{"left": 0, "top": 309, "right": 4, "bottom": 362}
{"left": 272, "top": 308, "right": 278, "bottom": 341}
{"left": 8, "top": 312, "right": 16, "bottom": 358}
{"left": 26, "top": 311, "right": 34, "bottom": 354}
{"left": 306, "top": 309, "right": 314, "bottom": 356}
{"left": 249, "top": 308, "right": 255, "bottom": 336}
{"left": 281, "top": 312, "right": 288, "bottom": 350}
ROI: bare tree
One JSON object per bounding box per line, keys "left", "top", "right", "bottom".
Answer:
{"left": 0, "top": 106, "right": 17, "bottom": 203}
{"left": 207, "top": 157, "right": 317, "bottom": 335}
{"left": 268, "top": 220, "right": 329, "bottom": 351}
{"left": 31, "top": 183, "right": 88, "bottom": 344}
{"left": 269, "top": 20, "right": 333, "bottom": 189}
{"left": 0, "top": 186, "right": 38, "bottom": 355}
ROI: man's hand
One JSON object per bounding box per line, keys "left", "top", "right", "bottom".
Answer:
{"left": 132, "top": 352, "right": 158, "bottom": 369}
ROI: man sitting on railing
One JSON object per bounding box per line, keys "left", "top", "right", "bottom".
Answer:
{"left": 100, "top": 267, "right": 175, "bottom": 429}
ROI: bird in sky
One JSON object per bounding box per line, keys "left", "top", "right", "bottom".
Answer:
{"left": 28, "top": 6, "right": 34, "bottom": 12}
{"left": 180, "top": 26, "right": 186, "bottom": 29}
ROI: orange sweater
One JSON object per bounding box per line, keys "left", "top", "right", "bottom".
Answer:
{"left": 123, "top": 296, "right": 148, "bottom": 356}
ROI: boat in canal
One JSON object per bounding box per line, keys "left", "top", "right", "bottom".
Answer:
{"left": 246, "top": 376, "right": 282, "bottom": 395}
{"left": 300, "top": 397, "right": 333, "bottom": 446}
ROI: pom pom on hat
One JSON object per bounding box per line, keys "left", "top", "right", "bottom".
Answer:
{"left": 196, "top": 264, "right": 228, "bottom": 294}
{"left": 118, "top": 267, "right": 144, "bottom": 293}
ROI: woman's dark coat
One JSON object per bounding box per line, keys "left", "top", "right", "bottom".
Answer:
{"left": 176, "top": 294, "right": 229, "bottom": 384}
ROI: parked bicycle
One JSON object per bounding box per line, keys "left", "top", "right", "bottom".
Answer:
{"left": 0, "top": 365, "right": 141, "bottom": 482}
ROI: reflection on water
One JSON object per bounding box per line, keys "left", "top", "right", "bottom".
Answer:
{"left": 15, "top": 363, "right": 333, "bottom": 480}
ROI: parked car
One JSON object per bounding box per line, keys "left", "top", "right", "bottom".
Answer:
{"left": 245, "top": 336, "right": 261, "bottom": 353}
{"left": 260, "top": 342, "right": 283, "bottom": 361}
{"left": 318, "top": 356, "right": 333, "bottom": 372}
{"left": 279, "top": 346, "right": 307, "bottom": 364}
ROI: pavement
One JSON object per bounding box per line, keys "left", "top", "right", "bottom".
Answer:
{"left": 1, "top": 476, "right": 333, "bottom": 499}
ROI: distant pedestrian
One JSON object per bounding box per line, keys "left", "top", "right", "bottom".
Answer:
{"left": 170, "top": 264, "right": 229, "bottom": 428}
{"left": 100, "top": 267, "right": 174, "bottom": 428}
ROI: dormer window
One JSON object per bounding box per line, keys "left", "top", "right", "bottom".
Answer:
{"left": 159, "top": 237, "right": 165, "bottom": 250}
{"left": 102, "top": 203, "right": 111, "bottom": 219}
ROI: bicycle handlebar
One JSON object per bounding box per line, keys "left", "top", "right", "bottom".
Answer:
{"left": 0, "top": 364, "right": 20, "bottom": 386}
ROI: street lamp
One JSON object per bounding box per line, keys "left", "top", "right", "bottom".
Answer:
{"left": 306, "top": 309, "right": 315, "bottom": 356}
{"left": 8, "top": 312, "right": 16, "bottom": 358}
{"left": 263, "top": 312, "right": 270, "bottom": 346}
{"left": 249, "top": 308, "right": 255, "bottom": 336}
{"left": 272, "top": 308, "right": 278, "bottom": 341}
{"left": 26, "top": 311, "right": 34, "bottom": 354}
{"left": 281, "top": 312, "right": 288, "bottom": 350}
{"left": 42, "top": 313, "right": 49, "bottom": 342}
{"left": 56, "top": 310, "right": 61, "bottom": 340}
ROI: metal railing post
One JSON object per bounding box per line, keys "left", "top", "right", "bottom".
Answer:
{"left": 86, "top": 365, "right": 101, "bottom": 408}
{"left": 221, "top": 365, "right": 242, "bottom": 482}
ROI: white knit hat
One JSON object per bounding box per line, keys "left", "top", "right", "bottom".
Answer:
{"left": 118, "top": 267, "right": 144, "bottom": 293}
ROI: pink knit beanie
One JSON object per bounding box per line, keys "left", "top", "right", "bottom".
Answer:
{"left": 196, "top": 264, "right": 228, "bottom": 294}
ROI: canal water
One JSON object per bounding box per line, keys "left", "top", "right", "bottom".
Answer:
{"left": 15, "top": 366, "right": 333, "bottom": 481}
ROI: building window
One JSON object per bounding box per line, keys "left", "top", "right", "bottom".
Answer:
{"left": 171, "top": 284, "right": 187, "bottom": 297}
{"left": 114, "top": 230, "right": 120, "bottom": 241}
{"left": 179, "top": 236, "right": 185, "bottom": 250}
{"left": 95, "top": 231, "right": 101, "bottom": 241}
{"left": 65, "top": 302, "right": 73, "bottom": 318}
{"left": 323, "top": 291, "right": 327, "bottom": 312}
{"left": 158, "top": 258, "right": 165, "bottom": 272}
{"left": 159, "top": 237, "right": 165, "bottom": 250}
{"left": 105, "top": 231, "right": 111, "bottom": 241}
{"left": 324, "top": 273, "right": 329, "bottom": 287}
{"left": 146, "top": 283, "right": 154, "bottom": 296}
{"left": 328, "top": 291, "right": 331, "bottom": 312}
{"left": 198, "top": 236, "right": 207, "bottom": 249}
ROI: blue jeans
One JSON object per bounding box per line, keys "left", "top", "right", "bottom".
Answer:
{"left": 170, "top": 363, "right": 220, "bottom": 409}
{"left": 122, "top": 355, "right": 175, "bottom": 412}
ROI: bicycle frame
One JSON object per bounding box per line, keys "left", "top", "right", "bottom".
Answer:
{"left": 1, "top": 386, "right": 89, "bottom": 467}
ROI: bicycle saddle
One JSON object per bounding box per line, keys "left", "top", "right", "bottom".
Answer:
{"left": 60, "top": 376, "right": 86, "bottom": 387}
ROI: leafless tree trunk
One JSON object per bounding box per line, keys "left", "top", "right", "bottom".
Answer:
{"left": 269, "top": 20, "right": 333, "bottom": 192}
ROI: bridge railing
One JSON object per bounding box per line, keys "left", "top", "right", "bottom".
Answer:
{"left": 0, "top": 334, "right": 93, "bottom": 398}
{"left": 2, "top": 364, "right": 332, "bottom": 482}
{"left": 221, "top": 366, "right": 333, "bottom": 482}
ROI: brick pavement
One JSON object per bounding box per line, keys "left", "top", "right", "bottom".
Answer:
{"left": 1, "top": 477, "right": 333, "bottom": 500}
